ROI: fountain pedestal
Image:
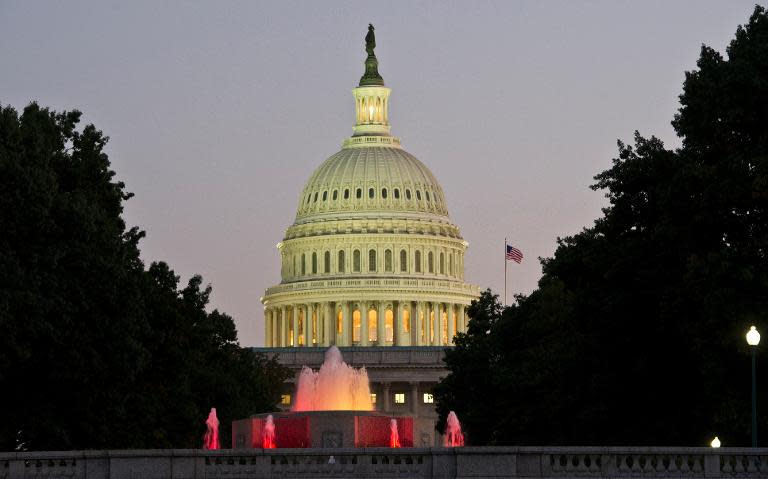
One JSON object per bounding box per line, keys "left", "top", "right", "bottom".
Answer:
{"left": 232, "top": 411, "right": 414, "bottom": 449}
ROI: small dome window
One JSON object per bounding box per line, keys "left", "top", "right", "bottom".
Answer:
{"left": 306, "top": 194, "right": 311, "bottom": 204}
{"left": 406, "top": 189, "right": 412, "bottom": 200}
{"left": 344, "top": 189, "right": 350, "bottom": 199}
{"left": 426, "top": 191, "right": 431, "bottom": 201}
{"left": 369, "top": 188, "right": 375, "bottom": 199}
{"left": 356, "top": 188, "right": 362, "bottom": 199}
{"left": 416, "top": 190, "right": 422, "bottom": 200}
{"left": 313, "top": 192, "right": 318, "bottom": 202}
{"left": 394, "top": 188, "right": 400, "bottom": 199}
{"left": 332, "top": 190, "right": 338, "bottom": 200}
{"left": 382, "top": 188, "right": 388, "bottom": 199}
{"left": 322, "top": 191, "right": 328, "bottom": 201}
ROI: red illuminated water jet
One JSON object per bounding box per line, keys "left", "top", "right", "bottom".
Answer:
{"left": 262, "top": 414, "right": 276, "bottom": 448}
{"left": 444, "top": 411, "right": 464, "bottom": 447}
{"left": 203, "top": 408, "right": 220, "bottom": 450}
{"left": 389, "top": 418, "right": 401, "bottom": 448}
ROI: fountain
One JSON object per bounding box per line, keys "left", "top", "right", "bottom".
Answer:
{"left": 232, "top": 346, "right": 414, "bottom": 448}
{"left": 293, "top": 346, "right": 372, "bottom": 411}
{"left": 261, "top": 415, "right": 276, "bottom": 448}
{"left": 444, "top": 411, "right": 464, "bottom": 447}
{"left": 203, "top": 408, "right": 220, "bottom": 450}
{"left": 389, "top": 418, "right": 401, "bottom": 448}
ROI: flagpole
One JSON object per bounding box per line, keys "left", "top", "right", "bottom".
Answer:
{"left": 504, "top": 237, "right": 507, "bottom": 306}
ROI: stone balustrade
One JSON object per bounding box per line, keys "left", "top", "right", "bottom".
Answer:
{"left": 2, "top": 446, "right": 767, "bottom": 478}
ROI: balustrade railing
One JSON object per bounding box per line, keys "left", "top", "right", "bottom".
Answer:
{"left": 2, "top": 447, "right": 766, "bottom": 479}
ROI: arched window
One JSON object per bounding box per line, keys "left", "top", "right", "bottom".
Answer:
{"left": 353, "top": 309, "right": 361, "bottom": 342}
{"left": 332, "top": 190, "right": 338, "bottom": 200}
{"left": 400, "top": 250, "right": 407, "bottom": 272}
{"left": 385, "top": 309, "right": 394, "bottom": 343}
{"left": 322, "top": 191, "right": 328, "bottom": 201}
{"left": 368, "top": 308, "right": 377, "bottom": 342}
{"left": 428, "top": 251, "right": 434, "bottom": 273}
{"left": 368, "top": 249, "right": 377, "bottom": 272}
{"left": 385, "top": 249, "right": 392, "bottom": 272}
{"left": 368, "top": 188, "right": 375, "bottom": 199}
{"left": 338, "top": 250, "right": 345, "bottom": 273}
{"left": 324, "top": 251, "right": 331, "bottom": 273}
{"left": 344, "top": 189, "right": 350, "bottom": 199}
{"left": 406, "top": 189, "right": 412, "bottom": 200}
{"left": 382, "top": 188, "right": 388, "bottom": 199}
{"left": 313, "top": 192, "right": 318, "bottom": 202}
{"left": 394, "top": 188, "right": 400, "bottom": 199}
{"left": 403, "top": 308, "right": 411, "bottom": 333}
{"left": 426, "top": 191, "right": 431, "bottom": 201}
{"left": 440, "top": 252, "right": 445, "bottom": 274}
{"left": 415, "top": 250, "right": 422, "bottom": 273}
{"left": 353, "top": 249, "right": 361, "bottom": 272}
{"left": 301, "top": 254, "right": 306, "bottom": 275}
{"left": 416, "top": 190, "right": 422, "bottom": 200}
{"left": 312, "top": 252, "right": 317, "bottom": 274}
{"left": 356, "top": 188, "right": 362, "bottom": 199}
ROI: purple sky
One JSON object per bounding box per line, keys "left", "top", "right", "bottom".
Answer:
{"left": 1, "top": 1, "right": 760, "bottom": 346}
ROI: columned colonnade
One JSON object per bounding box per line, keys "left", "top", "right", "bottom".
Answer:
{"left": 264, "top": 300, "right": 468, "bottom": 347}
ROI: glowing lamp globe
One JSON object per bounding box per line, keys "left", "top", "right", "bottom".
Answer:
{"left": 710, "top": 436, "right": 721, "bottom": 448}
{"left": 747, "top": 326, "right": 761, "bottom": 346}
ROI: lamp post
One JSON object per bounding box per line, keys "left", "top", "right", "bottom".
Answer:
{"left": 746, "top": 325, "right": 761, "bottom": 448}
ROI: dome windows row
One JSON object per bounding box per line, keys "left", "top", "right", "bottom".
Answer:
{"left": 300, "top": 185, "right": 446, "bottom": 213}
{"left": 282, "top": 246, "right": 464, "bottom": 280}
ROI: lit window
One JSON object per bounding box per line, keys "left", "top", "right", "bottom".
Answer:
{"left": 370, "top": 393, "right": 377, "bottom": 405}
{"left": 394, "top": 393, "right": 405, "bottom": 404}
{"left": 423, "top": 393, "right": 433, "bottom": 404}
{"left": 281, "top": 394, "right": 291, "bottom": 405}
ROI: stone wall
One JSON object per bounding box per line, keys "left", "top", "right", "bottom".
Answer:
{"left": 2, "top": 446, "right": 767, "bottom": 478}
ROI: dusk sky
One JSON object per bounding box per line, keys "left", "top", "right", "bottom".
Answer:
{"left": 1, "top": 1, "right": 761, "bottom": 346}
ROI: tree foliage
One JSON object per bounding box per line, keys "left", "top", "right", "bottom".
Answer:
{"left": 435, "top": 6, "right": 768, "bottom": 446}
{"left": 0, "top": 103, "right": 290, "bottom": 450}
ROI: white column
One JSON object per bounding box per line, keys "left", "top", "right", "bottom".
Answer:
{"left": 292, "top": 306, "right": 299, "bottom": 347}
{"left": 447, "top": 303, "right": 456, "bottom": 344}
{"left": 281, "top": 306, "right": 287, "bottom": 347}
{"left": 393, "top": 301, "right": 402, "bottom": 346}
{"left": 377, "top": 301, "right": 386, "bottom": 346}
{"left": 303, "top": 304, "right": 310, "bottom": 347}
{"left": 341, "top": 302, "right": 350, "bottom": 346}
{"left": 265, "top": 309, "right": 272, "bottom": 347}
{"left": 382, "top": 382, "right": 391, "bottom": 413}
{"left": 323, "top": 302, "right": 332, "bottom": 347}
{"left": 410, "top": 381, "right": 419, "bottom": 414}
{"left": 360, "top": 301, "right": 369, "bottom": 346}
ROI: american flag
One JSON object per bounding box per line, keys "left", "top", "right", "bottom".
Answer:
{"left": 506, "top": 244, "right": 523, "bottom": 264}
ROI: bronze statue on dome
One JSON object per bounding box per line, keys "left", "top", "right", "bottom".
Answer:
{"left": 365, "top": 23, "right": 376, "bottom": 56}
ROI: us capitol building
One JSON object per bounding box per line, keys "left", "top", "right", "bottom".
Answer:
{"left": 256, "top": 25, "right": 479, "bottom": 446}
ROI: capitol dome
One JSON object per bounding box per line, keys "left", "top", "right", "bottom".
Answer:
{"left": 262, "top": 25, "right": 479, "bottom": 349}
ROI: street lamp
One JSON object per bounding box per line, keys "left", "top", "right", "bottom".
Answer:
{"left": 746, "top": 326, "right": 761, "bottom": 447}
{"left": 711, "top": 436, "right": 721, "bottom": 448}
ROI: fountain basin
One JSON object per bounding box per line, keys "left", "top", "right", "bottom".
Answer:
{"left": 232, "top": 411, "right": 414, "bottom": 448}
